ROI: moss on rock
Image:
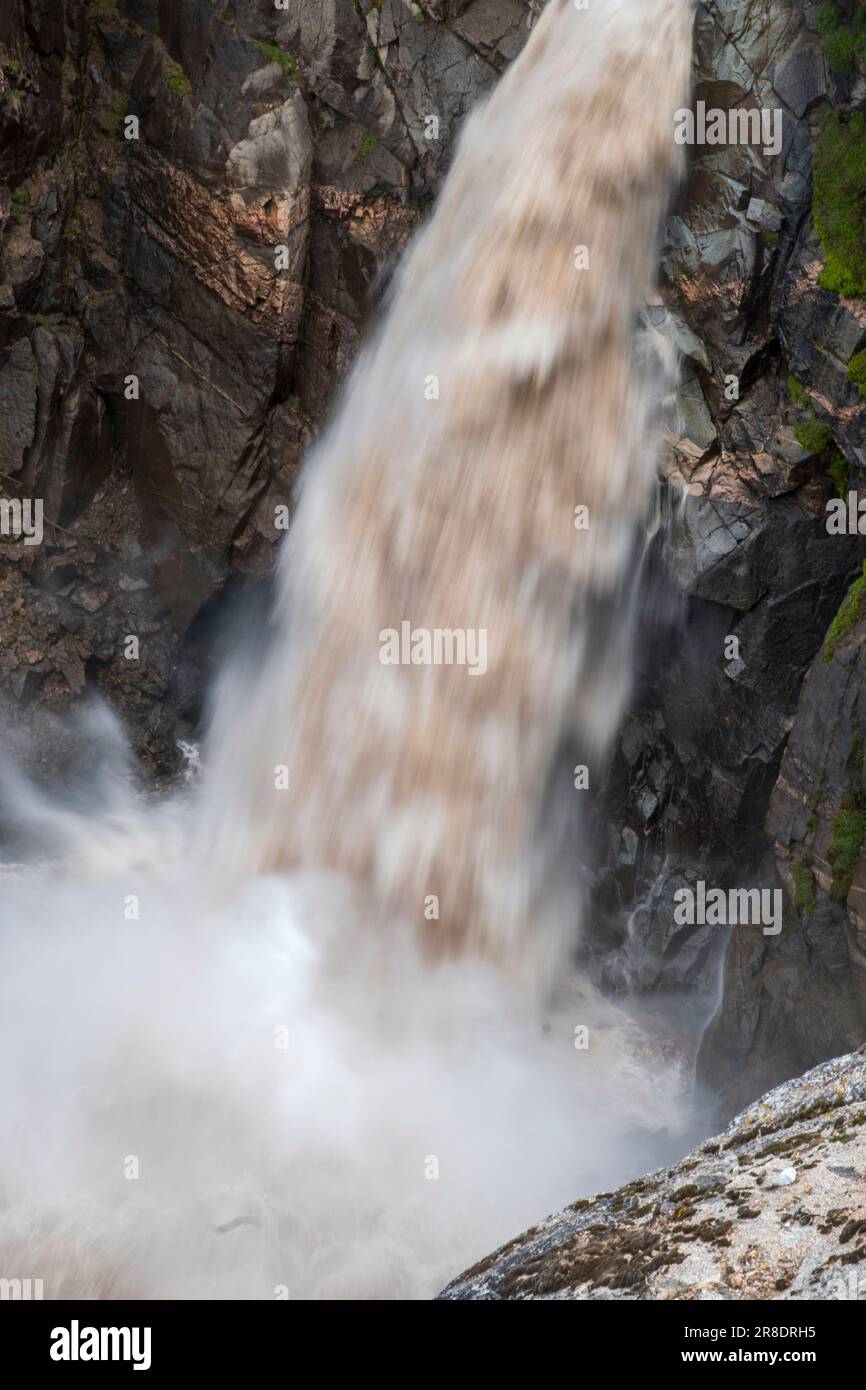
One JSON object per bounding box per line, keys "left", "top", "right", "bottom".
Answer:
{"left": 848, "top": 348, "right": 866, "bottom": 399}
{"left": 256, "top": 41, "right": 300, "bottom": 79}
{"left": 816, "top": 1, "right": 866, "bottom": 76}
{"left": 788, "top": 375, "right": 810, "bottom": 407}
{"left": 795, "top": 416, "right": 831, "bottom": 453}
{"left": 824, "top": 560, "right": 866, "bottom": 662}
{"left": 793, "top": 859, "right": 817, "bottom": 916}
{"left": 814, "top": 110, "right": 866, "bottom": 298}
{"left": 828, "top": 805, "right": 866, "bottom": 901}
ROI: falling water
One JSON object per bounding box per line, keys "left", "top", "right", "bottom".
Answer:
{"left": 0, "top": 0, "right": 693, "bottom": 1298}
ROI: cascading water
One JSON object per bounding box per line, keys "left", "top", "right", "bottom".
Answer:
{"left": 0, "top": 0, "right": 694, "bottom": 1298}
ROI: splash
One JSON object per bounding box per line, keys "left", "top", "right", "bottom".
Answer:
{"left": 0, "top": 0, "right": 694, "bottom": 1298}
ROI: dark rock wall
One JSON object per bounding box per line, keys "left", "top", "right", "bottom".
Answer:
{"left": 0, "top": 0, "right": 529, "bottom": 772}
{"left": 596, "top": 0, "right": 866, "bottom": 1116}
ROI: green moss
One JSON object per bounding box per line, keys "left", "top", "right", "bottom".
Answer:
{"left": 356, "top": 129, "right": 378, "bottom": 160}
{"left": 98, "top": 89, "right": 128, "bottom": 138}
{"left": 792, "top": 859, "right": 817, "bottom": 915}
{"left": 814, "top": 110, "right": 866, "bottom": 298}
{"left": 848, "top": 348, "right": 866, "bottom": 399}
{"left": 794, "top": 416, "right": 831, "bottom": 453}
{"left": 811, "top": 786, "right": 822, "bottom": 812}
{"left": 829, "top": 452, "right": 849, "bottom": 497}
{"left": 256, "top": 41, "right": 300, "bottom": 80}
{"left": 828, "top": 806, "right": 866, "bottom": 900}
{"left": 10, "top": 184, "right": 31, "bottom": 222}
{"left": 762, "top": 229, "right": 780, "bottom": 247}
{"left": 788, "top": 375, "right": 836, "bottom": 457}
{"left": 788, "top": 375, "right": 810, "bottom": 407}
{"left": 816, "top": 2, "right": 866, "bottom": 76}
{"left": 167, "top": 65, "right": 191, "bottom": 98}
{"left": 90, "top": 0, "right": 119, "bottom": 19}
{"left": 7, "top": 58, "right": 20, "bottom": 74}
{"left": 825, "top": 560, "right": 866, "bottom": 662}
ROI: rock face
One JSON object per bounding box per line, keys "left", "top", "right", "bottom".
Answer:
{"left": 721, "top": 602, "right": 866, "bottom": 1110}
{"left": 439, "top": 1048, "right": 866, "bottom": 1300}
{"left": 0, "top": 0, "right": 529, "bottom": 772}
{"left": 590, "top": 0, "right": 866, "bottom": 1116}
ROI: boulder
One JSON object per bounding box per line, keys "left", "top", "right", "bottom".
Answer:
{"left": 439, "top": 1048, "right": 866, "bottom": 1300}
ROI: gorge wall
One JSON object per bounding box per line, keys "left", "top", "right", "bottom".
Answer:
{"left": 596, "top": 0, "right": 866, "bottom": 1117}
{"left": 0, "top": 0, "right": 523, "bottom": 773}
{"left": 2, "top": 0, "right": 866, "bottom": 1120}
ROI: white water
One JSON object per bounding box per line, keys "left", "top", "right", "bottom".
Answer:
{"left": 0, "top": 0, "right": 693, "bottom": 1298}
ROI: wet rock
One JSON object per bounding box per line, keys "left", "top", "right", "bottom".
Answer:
{"left": 439, "top": 1049, "right": 866, "bottom": 1300}
{"left": 703, "top": 602, "right": 866, "bottom": 1119}
{"left": 594, "top": 0, "right": 866, "bottom": 1116}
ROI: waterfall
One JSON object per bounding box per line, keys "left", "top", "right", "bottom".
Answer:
{"left": 200, "top": 0, "right": 693, "bottom": 980}
{"left": 0, "top": 0, "right": 694, "bottom": 1299}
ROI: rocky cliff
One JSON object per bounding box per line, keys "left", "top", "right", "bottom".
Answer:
{"left": 439, "top": 1047, "right": 866, "bottom": 1299}
{"left": 592, "top": 0, "right": 866, "bottom": 1117}
{"left": 3, "top": 2, "right": 866, "bottom": 1119}
{"left": 0, "top": 0, "right": 526, "bottom": 774}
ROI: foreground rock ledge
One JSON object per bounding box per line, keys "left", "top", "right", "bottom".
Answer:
{"left": 438, "top": 1051, "right": 866, "bottom": 1300}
